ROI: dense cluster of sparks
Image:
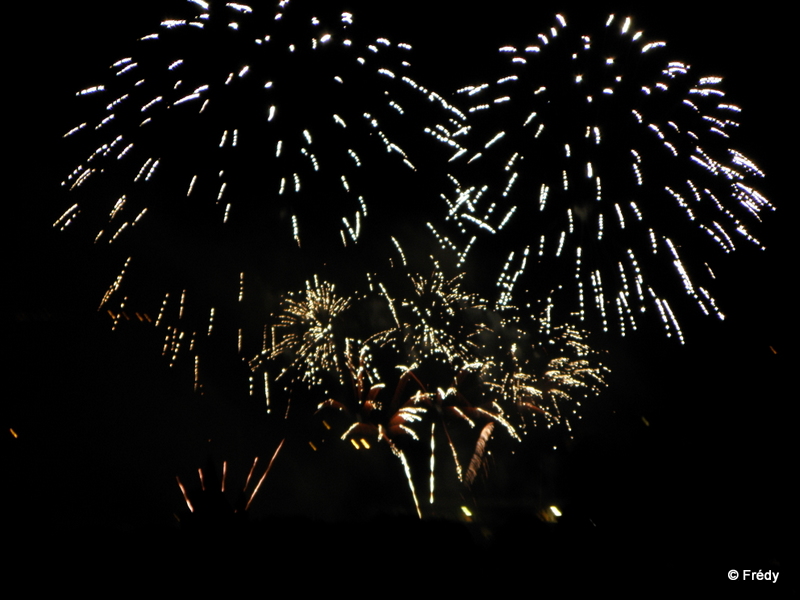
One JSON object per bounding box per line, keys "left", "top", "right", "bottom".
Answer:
{"left": 270, "top": 277, "right": 352, "bottom": 385}
{"left": 431, "top": 14, "right": 773, "bottom": 342}
{"left": 267, "top": 267, "right": 606, "bottom": 516}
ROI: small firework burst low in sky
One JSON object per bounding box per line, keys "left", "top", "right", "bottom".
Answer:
{"left": 270, "top": 276, "right": 352, "bottom": 385}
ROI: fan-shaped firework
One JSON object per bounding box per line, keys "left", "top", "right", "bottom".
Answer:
{"left": 432, "top": 14, "right": 773, "bottom": 342}
{"left": 56, "top": 0, "right": 465, "bottom": 388}
{"left": 176, "top": 445, "right": 284, "bottom": 522}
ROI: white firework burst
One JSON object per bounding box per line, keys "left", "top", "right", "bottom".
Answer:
{"left": 432, "top": 13, "right": 774, "bottom": 342}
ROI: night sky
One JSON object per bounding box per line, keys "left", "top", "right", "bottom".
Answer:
{"left": 7, "top": 0, "right": 793, "bottom": 581}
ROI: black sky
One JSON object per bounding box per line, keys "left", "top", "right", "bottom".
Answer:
{"left": 7, "top": 0, "right": 793, "bottom": 577}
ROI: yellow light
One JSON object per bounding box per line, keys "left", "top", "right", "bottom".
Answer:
{"left": 550, "top": 505, "right": 562, "bottom": 517}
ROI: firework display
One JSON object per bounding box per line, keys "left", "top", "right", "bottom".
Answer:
{"left": 48, "top": 2, "right": 778, "bottom": 523}
{"left": 266, "top": 265, "right": 606, "bottom": 515}
{"left": 176, "top": 447, "right": 283, "bottom": 519}
{"left": 56, "top": 0, "right": 465, "bottom": 387}
{"left": 432, "top": 14, "right": 773, "bottom": 342}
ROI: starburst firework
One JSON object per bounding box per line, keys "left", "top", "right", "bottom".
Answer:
{"left": 432, "top": 14, "right": 773, "bottom": 342}
{"left": 57, "top": 0, "right": 464, "bottom": 389}
{"left": 271, "top": 277, "right": 352, "bottom": 385}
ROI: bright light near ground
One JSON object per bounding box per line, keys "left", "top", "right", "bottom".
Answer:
{"left": 550, "top": 505, "right": 562, "bottom": 517}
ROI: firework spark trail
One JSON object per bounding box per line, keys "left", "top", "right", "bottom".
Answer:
{"left": 465, "top": 422, "right": 493, "bottom": 486}
{"left": 432, "top": 13, "right": 773, "bottom": 342}
{"left": 246, "top": 439, "right": 285, "bottom": 510}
